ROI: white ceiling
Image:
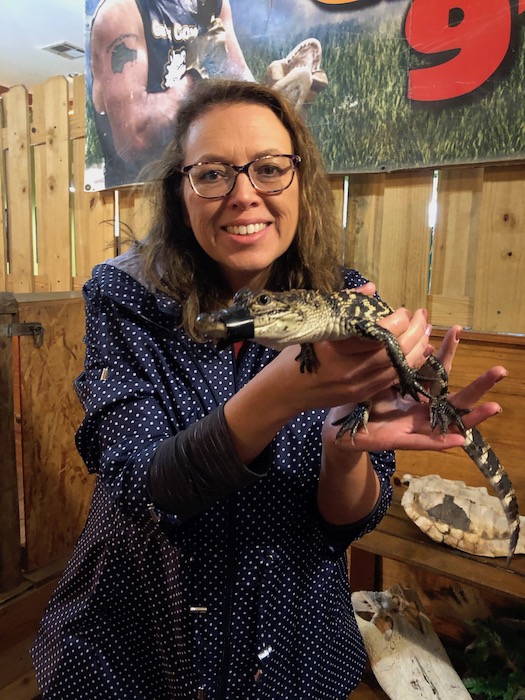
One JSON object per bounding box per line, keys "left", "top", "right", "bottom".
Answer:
{"left": 0, "top": 1, "right": 86, "bottom": 91}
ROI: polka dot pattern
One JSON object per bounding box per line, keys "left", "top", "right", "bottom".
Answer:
{"left": 31, "top": 252, "right": 396, "bottom": 699}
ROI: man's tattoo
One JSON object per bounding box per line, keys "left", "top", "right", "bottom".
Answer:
{"left": 107, "top": 34, "right": 138, "bottom": 74}
{"left": 111, "top": 43, "right": 137, "bottom": 73}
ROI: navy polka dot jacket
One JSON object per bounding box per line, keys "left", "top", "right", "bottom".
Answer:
{"left": 31, "top": 249, "right": 395, "bottom": 699}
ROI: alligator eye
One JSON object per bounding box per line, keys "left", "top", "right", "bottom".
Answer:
{"left": 257, "top": 294, "right": 271, "bottom": 305}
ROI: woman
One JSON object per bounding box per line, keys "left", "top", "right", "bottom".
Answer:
{"left": 32, "top": 80, "right": 505, "bottom": 699}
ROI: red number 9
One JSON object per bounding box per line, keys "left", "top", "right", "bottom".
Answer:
{"left": 405, "top": 0, "right": 512, "bottom": 101}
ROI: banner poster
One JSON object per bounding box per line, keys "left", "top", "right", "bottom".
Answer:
{"left": 84, "top": 0, "right": 525, "bottom": 192}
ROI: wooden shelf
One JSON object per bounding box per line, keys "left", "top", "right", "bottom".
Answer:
{"left": 351, "top": 495, "right": 525, "bottom": 602}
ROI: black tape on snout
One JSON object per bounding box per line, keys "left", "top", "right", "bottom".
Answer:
{"left": 216, "top": 308, "right": 255, "bottom": 349}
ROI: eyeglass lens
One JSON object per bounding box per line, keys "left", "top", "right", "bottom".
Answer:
{"left": 188, "top": 156, "right": 296, "bottom": 198}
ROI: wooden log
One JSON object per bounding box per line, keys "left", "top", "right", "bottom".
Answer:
{"left": 352, "top": 585, "right": 473, "bottom": 699}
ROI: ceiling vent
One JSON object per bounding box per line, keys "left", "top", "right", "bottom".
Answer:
{"left": 42, "top": 42, "right": 84, "bottom": 60}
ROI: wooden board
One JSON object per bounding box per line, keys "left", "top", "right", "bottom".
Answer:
{"left": 352, "top": 500, "right": 525, "bottom": 601}
{"left": 32, "top": 78, "right": 71, "bottom": 292}
{"left": 473, "top": 165, "right": 525, "bottom": 333}
{"left": 0, "top": 294, "right": 22, "bottom": 592}
{"left": 380, "top": 558, "right": 522, "bottom": 646}
{"left": 430, "top": 168, "right": 483, "bottom": 303}
{"left": 0, "top": 575, "right": 60, "bottom": 698}
{"left": 346, "top": 170, "right": 435, "bottom": 311}
{"left": 3, "top": 87, "right": 33, "bottom": 293}
{"left": 71, "top": 76, "right": 116, "bottom": 287}
{"left": 17, "top": 295, "right": 95, "bottom": 572}
{"left": 0, "top": 101, "right": 7, "bottom": 291}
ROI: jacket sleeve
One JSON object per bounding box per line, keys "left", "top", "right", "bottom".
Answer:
{"left": 315, "top": 449, "right": 395, "bottom": 556}
{"left": 74, "top": 274, "right": 268, "bottom": 523}
{"left": 147, "top": 404, "right": 270, "bottom": 520}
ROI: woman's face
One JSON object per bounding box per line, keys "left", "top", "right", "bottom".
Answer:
{"left": 181, "top": 102, "right": 300, "bottom": 293}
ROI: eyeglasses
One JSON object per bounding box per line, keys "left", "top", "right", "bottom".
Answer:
{"left": 181, "top": 154, "right": 301, "bottom": 199}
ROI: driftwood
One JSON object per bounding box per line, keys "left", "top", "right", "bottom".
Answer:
{"left": 401, "top": 474, "right": 525, "bottom": 557}
{"left": 352, "top": 585, "right": 472, "bottom": 699}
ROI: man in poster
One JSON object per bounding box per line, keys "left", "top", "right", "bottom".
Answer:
{"left": 89, "top": 0, "right": 254, "bottom": 188}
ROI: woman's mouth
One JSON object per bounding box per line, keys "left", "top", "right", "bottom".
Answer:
{"left": 225, "top": 222, "right": 269, "bottom": 236}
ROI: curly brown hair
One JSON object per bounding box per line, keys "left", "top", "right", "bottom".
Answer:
{"left": 137, "top": 79, "right": 343, "bottom": 339}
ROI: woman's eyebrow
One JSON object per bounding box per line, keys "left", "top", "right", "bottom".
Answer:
{"left": 188, "top": 149, "right": 288, "bottom": 163}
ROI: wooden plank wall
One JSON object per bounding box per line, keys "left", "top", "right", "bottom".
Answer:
{"left": 0, "top": 71, "right": 523, "bottom": 700}
{"left": 0, "top": 75, "right": 523, "bottom": 331}
{"left": 0, "top": 73, "right": 523, "bottom": 577}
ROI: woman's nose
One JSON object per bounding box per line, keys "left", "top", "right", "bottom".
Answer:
{"left": 228, "top": 172, "right": 260, "bottom": 205}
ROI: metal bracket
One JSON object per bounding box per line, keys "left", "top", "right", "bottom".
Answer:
{"left": 8, "top": 322, "right": 45, "bottom": 348}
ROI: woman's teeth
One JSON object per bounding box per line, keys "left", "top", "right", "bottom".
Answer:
{"left": 226, "top": 223, "right": 267, "bottom": 236}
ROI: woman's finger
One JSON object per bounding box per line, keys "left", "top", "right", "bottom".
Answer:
{"left": 434, "top": 325, "right": 462, "bottom": 374}
{"left": 450, "top": 365, "right": 508, "bottom": 409}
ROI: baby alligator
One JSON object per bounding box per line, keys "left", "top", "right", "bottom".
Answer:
{"left": 195, "top": 288, "right": 520, "bottom": 563}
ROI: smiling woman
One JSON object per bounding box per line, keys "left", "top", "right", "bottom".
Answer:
{"left": 30, "top": 79, "right": 505, "bottom": 700}
{"left": 180, "top": 102, "right": 301, "bottom": 292}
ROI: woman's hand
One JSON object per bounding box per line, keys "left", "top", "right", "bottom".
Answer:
{"left": 322, "top": 327, "right": 506, "bottom": 453}
{"left": 317, "top": 326, "right": 507, "bottom": 526}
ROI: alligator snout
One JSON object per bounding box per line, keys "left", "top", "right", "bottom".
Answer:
{"left": 195, "top": 307, "right": 255, "bottom": 345}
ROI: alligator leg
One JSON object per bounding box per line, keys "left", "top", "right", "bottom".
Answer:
{"left": 295, "top": 343, "right": 320, "bottom": 373}
{"left": 332, "top": 402, "right": 371, "bottom": 441}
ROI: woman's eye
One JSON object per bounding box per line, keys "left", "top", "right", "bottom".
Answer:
{"left": 257, "top": 165, "right": 281, "bottom": 179}
{"left": 200, "top": 169, "right": 227, "bottom": 183}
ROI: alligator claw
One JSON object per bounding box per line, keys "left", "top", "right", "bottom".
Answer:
{"left": 295, "top": 343, "right": 319, "bottom": 373}
{"left": 429, "top": 398, "right": 471, "bottom": 435}
{"left": 332, "top": 403, "right": 371, "bottom": 441}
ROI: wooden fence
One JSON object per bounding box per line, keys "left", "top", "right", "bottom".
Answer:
{"left": 0, "top": 74, "right": 524, "bottom": 333}
{"left": 0, "top": 73, "right": 524, "bottom": 699}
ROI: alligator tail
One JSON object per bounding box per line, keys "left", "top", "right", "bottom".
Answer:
{"left": 463, "top": 427, "right": 520, "bottom": 565}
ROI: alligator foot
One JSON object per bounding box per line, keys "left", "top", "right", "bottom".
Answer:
{"left": 395, "top": 365, "right": 442, "bottom": 403}
{"left": 332, "top": 402, "right": 371, "bottom": 441}
{"left": 429, "top": 397, "right": 471, "bottom": 435}
{"left": 295, "top": 343, "right": 320, "bottom": 373}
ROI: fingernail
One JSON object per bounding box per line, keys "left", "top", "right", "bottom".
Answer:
{"left": 426, "top": 324, "right": 432, "bottom": 336}
{"left": 496, "top": 370, "right": 509, "bottom": 382}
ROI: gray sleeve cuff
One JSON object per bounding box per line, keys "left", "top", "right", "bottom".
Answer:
{"left": 147, "top": 404, "right": 270, "bottom": 520}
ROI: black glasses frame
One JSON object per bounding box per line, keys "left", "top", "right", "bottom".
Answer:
{"left": 181, "top": 154, "right": 301, "bottom": 199}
